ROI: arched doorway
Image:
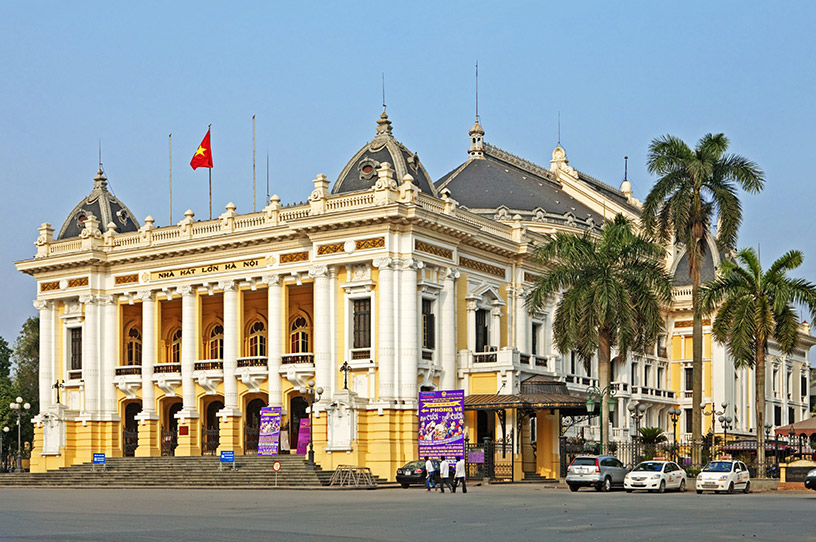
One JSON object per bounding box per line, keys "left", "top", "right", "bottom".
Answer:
{"left": 202, "top": 399, "right": 224, "bottom": 455}
{"left": 123, "top": 402, "right": 141, "bottom": 457}
{"left": 289, "top": 396, "right": 308, "bottom": 454}
{"left": 244, "top": 398, "right": 267, "bottom": 454}
{"left": 162, "top": 401, "right": 182, "bottom": 456}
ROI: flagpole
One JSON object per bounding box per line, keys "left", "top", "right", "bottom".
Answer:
{"left": 169, "top": 132, "right": 173, "bottom": 225}
{"left": 266, "top": 152, "right": 269, "bottom": 205}
{"left": 252, "top": 114, "right": 256, "bottom": 212}
{"left": 208, "top": 123, "right": 212, "bottom": 220}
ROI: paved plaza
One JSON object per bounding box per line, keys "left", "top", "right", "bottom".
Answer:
{"left": 0, "top": 485, "right": 813, "bottom": 541}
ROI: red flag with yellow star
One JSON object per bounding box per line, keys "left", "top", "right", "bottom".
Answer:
{"left": 190, "top": 129, "right": 213, "bottom": 170}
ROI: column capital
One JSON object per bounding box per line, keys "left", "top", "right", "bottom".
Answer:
{"left": 398, "top": 258, "right": 418, "bottom": 271}
{"left": 443, "top": 267, "right": 460, "bottom": 280}
{"left": 33, "top": 299, "right": 52, "bottom": 311}
{"left": 466, "top": 299, "right": 478, "bottom": 312}
{"left": 262, "top": 273, "right": 281, "bottom": 286}
{"left": 372, "top": 256, "right": 394, "bottom": 270}
{"left": 138, "top": 290, "right": 156, "bottom": 302}
{"left": 176, "top": 284, "right": 195, "bottom": 297}
{"left": 308, "top": 264, "right": 330, "bottom": 279}
{"left": 218, "top": 279, "right": 238, "bottom": 292}
{"left": 78, "top": 294, "right": 95, "bottom": 305}
{"left": 97, "top": 295, "right": 116, "bottom": 305}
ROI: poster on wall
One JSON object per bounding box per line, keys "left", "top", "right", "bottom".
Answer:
{"left": 418, "top": 390, "right": 465, "bottom": 459}
{"left": 296, "top": 418, "right": 311, "bottom": 455}
{"left": 257, "top": 406, "right": 282, "bottom": 456}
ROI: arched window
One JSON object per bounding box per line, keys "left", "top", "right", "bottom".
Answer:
{"left": 170, "top": 329, "right": 182, "bottom": 364}
{"left": 247, "top": 320, "right": 266, "bottom": 357}
{"left": 125, "top": 327, "right": 142, "bottom": 365}
{"left": 208, "top": 324, "right": 224, "bottom": 360}
{"left": 289, "top": 316, "right": 310, "bottom": 353}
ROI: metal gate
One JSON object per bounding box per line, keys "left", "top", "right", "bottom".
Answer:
{"left": 123, "top": 429, "right": 138, "bottom": 457}
{"left": 244, "top": 424, "right": 259, "bottom": 454}
{"left": 467, "top": 437, "right": 514, "bottom": 482}
{"left": 202, "top": 427, "right": 220, "bottom": 455}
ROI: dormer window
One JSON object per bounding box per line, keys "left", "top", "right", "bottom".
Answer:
{"left": 358, "top": 158, "right": 379, "bottom": 182}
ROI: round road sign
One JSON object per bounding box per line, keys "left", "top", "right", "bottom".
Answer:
{"left": 272, "top": 461, "right": 281, "bottom": 472}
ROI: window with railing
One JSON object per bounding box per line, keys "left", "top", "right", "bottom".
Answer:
{"left": 684, "top": 367, "right": 693, "bottom": 392}
{"left": 246, "top": 320, "right": 266, "bottom": 357}
{"left": 684, "top": 408, "right": 693, "bottom": 434}
{"left": 170, "top": 328, "right": 182, "bottom": 364}
{"left": 773, "top": 368, "right": 779, "bottom": 397}
{"left": 125, "top": 327, "right": 142, "bottom": 366}
{"left": 290, "top": 315, "right": 310, "bottom": 353}
{"left": 802, "top": 374, "right": 808, "bottom": 398}
{"left": 208, "top": 324, "right": 224, "bottom": 360}
{"left": 788, "top": 407, "right": 795, "bottom": 425}
{"left": 531, "top": 322, "right": 542, "bottom": 356}
{"left": 475, "top": 309, "right": 489, "bottom": 352}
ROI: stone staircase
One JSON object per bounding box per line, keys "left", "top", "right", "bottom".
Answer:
{"left": 0, "top": 455, "right": 383, "bottom": 488}
{"left": 520, "top": 472, "right": 558, "bottom": 484}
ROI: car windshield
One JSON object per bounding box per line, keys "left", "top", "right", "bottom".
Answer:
{"left": 572, "top": 458, "right": 597, "bottom": 466}
{"left": 702, "top": 461, "right": 733, "bottom": 473}
{"left": 633, "top": 462, "right": 664, "bottom": 472}
{"left": 404, "top": 461, "right": 424, "bottom": 469}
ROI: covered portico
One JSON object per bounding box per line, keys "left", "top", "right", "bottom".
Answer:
{"left": 464, "top": 377, "right": 588, "bottom": 481}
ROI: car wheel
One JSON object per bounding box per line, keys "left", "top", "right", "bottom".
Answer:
{"left": 696, "top": 490, "right": 703, "bottom": 495}
{"left": 727, "top": 482, "right": 735, "bottom": 494}
{"left": 679, "top": 479, "right": 686, "bottom": 493}
{"left": 743, "top": 481, "right": 750, "bottom": 494}
{"left": 401, "top": 483, "right": 410, "bottom": 489}
{"left": 602, "top": 477, "right": 612, "bottom": 492}
{"left": 658, "top": 480, "right": 666, "bottom": 494}
{"left": 625, "top": 489, "right": 633, "bottom": 493}
{"left": 568, "top": 484, "right": 579, "bottom": 492}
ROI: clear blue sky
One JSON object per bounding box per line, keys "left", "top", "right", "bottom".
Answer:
{"left": 2, "top": 1, "right": 815, "bottom": 348}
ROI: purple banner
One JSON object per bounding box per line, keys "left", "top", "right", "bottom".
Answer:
{"left": 418, "top": 390, "right": 465, "bottom": 459}
{"left": 296, "top": 418, "right": 311, "bottom": 455}
{"left": 257, "top": 406, "right": 281, "bottom": 456}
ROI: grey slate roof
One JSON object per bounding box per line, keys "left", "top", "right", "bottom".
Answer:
{"left": 575, "top": 169, "right": 641, "bottom": 215}
{"left": 435, "top": 146, "right": 599, "bottom": 222}
{"left": 57, "top": 169, "right": 140, "bottom": 239}
{"left": 672, "top": 245, "right": 726, "bottom": 287}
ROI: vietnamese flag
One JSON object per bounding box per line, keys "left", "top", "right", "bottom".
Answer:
{"left": 190, "top": 129, "right": 213, "bottom": 170}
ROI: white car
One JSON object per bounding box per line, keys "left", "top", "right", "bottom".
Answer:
{"left": 696, "top": 460, "right": 750, "bottom": 494}
{"left": 624, "top": 461, "right": 687, "bottom": 493}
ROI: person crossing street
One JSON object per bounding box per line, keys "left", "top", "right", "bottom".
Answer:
{"left": 438, "top": 456, "right": 453, "bottom": 493}
{"left": 453, "top": 456, "right": 467, "bottom": 493}
{"left": 424, "top": 456, "right": 436, "bottom": 491}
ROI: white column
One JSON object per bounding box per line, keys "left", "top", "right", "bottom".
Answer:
{"left": 490, "top": 304, "right": 502, "bottom": 348}
{"left": 265, "top": 274, "right": 283, "bottom": 407}
{"left": 220, "top": 280, "right": 240, "bottom": 413}
{"left": 79, "top": 295, "right": 99, "bottom": 414}
{"left": 399, "top": 259, "right": 418, "bottom": 402}
{"left": 440, "top": 268, "right": 458, "bottom": 390}
{"left": 466, "top": 298, "right": 477, "bottom": 352}
{"left": 374, "top": 258, "right": 395, "bottom": 401}
{"left": 179, "top": 285, "right": 198, "bottom": 417}
{"left": 514, "top": 287, "right": 528, "bottom": 353}
{"left": 310, "top": 265, "right": 332, "bottom": 399}
{"left": 100, "top": 295, "right": 118, "bottom": 417}
{"left": 34, "top": 300, "right": 54, "bottom": 410}
{"left": 138, "top": 291, "right": 157, "bottom": 417}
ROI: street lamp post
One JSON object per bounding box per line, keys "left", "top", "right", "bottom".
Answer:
{"left": 701, "top": 401, "right": 728, "bottom": 459}
{"left": 627, "top": 401, "right": 647, "bottom": 464}
{"left": 9, "top": 397, "right": 31, "bottom": 472}
{"left": 718, "top": 415, "right": 733, "bottom": 456}
{"left": 584, "top": 385, "right": 617, "bottom": 452}
{"left": 788, "top": 428, "right": 796, "bottom": 461}
{"left": 299, "top": 379, "right": 323, "bottom": 468}
{"left": 764, "top": 423, "right": 773, "bottom": 476}
{"left": 1, "top": 426, "right": 8, "bottom": 472}
{"left": 669, "top": 408, "right": 682, "bottom": 461}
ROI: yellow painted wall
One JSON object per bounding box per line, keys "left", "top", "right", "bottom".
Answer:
{"left": 456, "top": 273, "right": 469, "bottom": 351}
{"left": 469, "top": 373, "right": 497, "bottom": 394}
{"left": 672, "top": 335, "right": 682, "bottom": 361}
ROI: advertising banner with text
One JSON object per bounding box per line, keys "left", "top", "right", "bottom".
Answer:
{"left": 258, "top": 406, "right": 281, "bottom": 456}
{"left": 418, "top": 390, "right": 465, "bottom": 459}
{"left": 296, "top": 418, "right": 311, "bottom": 455}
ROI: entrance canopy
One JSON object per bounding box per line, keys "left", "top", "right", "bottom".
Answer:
{"left": 464, "top": 377, "right": 588, "bottom": 416}
{"left": 775, "top": 417, "right": 816, "bottom": 438}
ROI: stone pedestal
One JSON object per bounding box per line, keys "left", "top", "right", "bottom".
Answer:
{"left": 175, "top": 423, "right": 201, "bottom": 456}
{"left": 135, "top": 416, "right": 161, "bottom": 457}
{"left": 216, "top": 415, "right": 242, "bottom": 455}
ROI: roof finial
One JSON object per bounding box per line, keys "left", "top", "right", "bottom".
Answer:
{"left": 624, "top": 155, "right": 628, "bottom": 181}
{"left": 98, "top": 138, "right": 103, "bottom": 172}
{"left": 382, "top": 72, "right": 386, "bottom": 114}
{"left": 475, "top": 60, "right": 479, "bottom": 123}
{"left": 620, "top": 155, "right": 633, "bottom": 197}
{"left": 557, "top": 112, "right": 561, "bottom": 147}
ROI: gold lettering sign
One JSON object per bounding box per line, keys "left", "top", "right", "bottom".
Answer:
{"left": 149, "top": 258, "right": 266, "bottom": 281}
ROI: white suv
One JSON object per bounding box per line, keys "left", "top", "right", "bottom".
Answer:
{"left": 696, "top": 460, "right": 750, "bottom": 494}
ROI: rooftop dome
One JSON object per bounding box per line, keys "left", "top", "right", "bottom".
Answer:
{"left": 332, "top": 112, "right": 436, "bottom": 196}
{"left": 57, "top": 169, "right": 140, "bottom": 240}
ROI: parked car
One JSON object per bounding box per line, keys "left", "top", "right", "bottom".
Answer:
{"left": 395, "top": 459, "right": 440, "bottom": 488}
{"left": 566, "top": 455, "right": 629, "bottom": 492}
{"left": 696, "top": 460, "right": 750, "bottom": 494}
{"left": 805, "top": 469, "right": 816, "bottom": 491}
{"left": 624, "top": 460, "right": 687, "bottom": 493}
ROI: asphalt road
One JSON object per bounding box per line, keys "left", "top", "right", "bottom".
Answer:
{"left": 0, "top": 485, "right": 813, "bottom": 541}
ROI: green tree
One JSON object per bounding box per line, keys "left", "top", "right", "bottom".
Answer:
{"left": 639, "top": 426, "right": 668, "bottom": 444}
{"left": 6, "top": 317, "right": 40, "bottom": 461}
{"left": 701, "top": 248, "right": 816, "bottom": 467}
{"left": 642, "top": 133, "right": 764, "bottom": 444}
{"left": 526, "top": 214, "right": 673, "bottom": 445}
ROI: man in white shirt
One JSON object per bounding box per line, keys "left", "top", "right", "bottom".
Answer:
{"left": 438, "top": 456, "right": 453, "bottom": 493}
{"left": 453, "top": 456, "right": 466, "bottom": 493}
{"left": 424, "top": 456, "right": 436, "bottom": 491}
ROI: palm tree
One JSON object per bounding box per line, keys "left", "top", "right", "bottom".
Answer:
{"left": 638, "top": 426, "right": 668, "bottom": 445}
{"left": 700, "top": 248, "right": 816, "bottom": 466}
{"left": 642, "top": 133, "right": 764, "bottom": 444}
{"left": 526, "top": 214, "right": 672, "bottom": 446}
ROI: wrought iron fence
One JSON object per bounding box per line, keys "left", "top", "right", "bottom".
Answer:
{"left": 161, "top": 426, "right": 177, "bottom": 456}
{"left": 123, "top": 429, "right": 138, "bottom": 457}
{"left": 202, "top": 427, "right": 219, "bottom": 455}
{"left": 466, "top": 438, "right": 514, "bottom": 482}
{"left": 244, "top": 424, "right": 259, "bottom": 454}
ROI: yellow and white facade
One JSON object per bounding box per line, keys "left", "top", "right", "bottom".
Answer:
{"left": 16, "top": 112, "right": 814, "bottom": 479}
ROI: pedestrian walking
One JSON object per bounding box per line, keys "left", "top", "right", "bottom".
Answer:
{"left": 424, "top": 456, "right": 436, "bottom": 491}
{"left": 438, "top": 456, "right": 453, "bottom": 493}
{"left": 453, "top": 455, "right": 467, "bottom": 493}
